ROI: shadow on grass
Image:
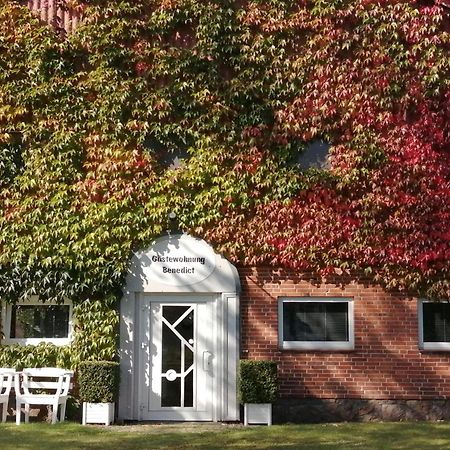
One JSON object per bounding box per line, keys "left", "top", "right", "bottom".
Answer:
{"left": 1, "top": 422, "right": 450, "bottom": 450}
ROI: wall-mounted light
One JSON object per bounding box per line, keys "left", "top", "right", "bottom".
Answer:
{"left": 167, "top": 211, "right": 180, "bottom": 234}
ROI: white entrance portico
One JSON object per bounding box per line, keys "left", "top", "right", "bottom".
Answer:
{"left": 118, "top": 234, "right": 240, "bottom": 422}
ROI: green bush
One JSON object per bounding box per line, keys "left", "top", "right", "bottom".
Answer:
{"left": 78, "top": 360, "right": 120, "bottom": 403}
{"left": 238, "top": 360, "right": 278, "bottom": 404}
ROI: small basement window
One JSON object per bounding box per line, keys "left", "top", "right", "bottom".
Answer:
{"left": 419, "top": 300, "right": 450, "bottom": 351}
{"left": 278, "top": 297, "right": 354, "bottom": 350}
{"left": 295, "top": 140, "right": 331, "bottom": 170}
{"left": 144, "top": 134, "right": 191, "bottom": 170}
{"left": 1, "top": 297, "right": 73, "bottom": 346}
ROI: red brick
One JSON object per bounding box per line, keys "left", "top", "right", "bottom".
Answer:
{"left": 240, "top": 267, "right": 450, "bottom": 401}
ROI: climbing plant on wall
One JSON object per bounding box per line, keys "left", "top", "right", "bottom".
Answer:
{"left": 0, "top": 0, "right": 448, "bottom": 347}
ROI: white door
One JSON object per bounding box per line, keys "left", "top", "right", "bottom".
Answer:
{"left": 139, "top": 295, "right": 215, "bottom": 421}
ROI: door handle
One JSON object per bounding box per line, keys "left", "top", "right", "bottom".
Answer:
{"left": 202, "top": 351, "right": 213, "bottom": 372}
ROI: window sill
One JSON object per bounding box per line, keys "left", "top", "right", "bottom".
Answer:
{"left": 420, "top": 343, "right": 450, "bottom": 352}
{"left": 1, "top": 338, "right": 72, "bottom": 346}
{"left": 280, "top": 341, "right": 354, "bottom": 351}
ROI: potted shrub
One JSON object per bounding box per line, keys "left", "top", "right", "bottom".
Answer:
{"left": 79, "top": 361, "right": 120, "bottom": 426}
{"left": 238, "top": 360, "right": 278, "bottom": 426}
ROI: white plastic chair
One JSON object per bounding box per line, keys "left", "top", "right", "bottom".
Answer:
{"left": 0, "top": 368, "right": 15, "bottom": 422}
{"left": 15, "top": 367, "right": 73, "bottom": 425}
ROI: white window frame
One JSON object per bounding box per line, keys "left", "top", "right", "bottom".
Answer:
{"left": 1, "top": 296, "right": 73, "bottom": 346}
{"left": 278, "top": 297, "right": 354, "bottom": 351}
{"left": 418, "top": 299, "right": 450, "bottom": 351}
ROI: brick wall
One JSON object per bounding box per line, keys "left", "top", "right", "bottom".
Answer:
{"left": 239, "top": 267, "right": 450, "bottom": 402}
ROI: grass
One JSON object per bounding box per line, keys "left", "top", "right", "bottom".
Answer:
{"left": 1, "top": 421, "right": 450, "bottom": 450}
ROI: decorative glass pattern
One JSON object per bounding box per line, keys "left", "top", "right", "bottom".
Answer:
{"left": 161, "top": 305, "right": 194, "bottom": 407}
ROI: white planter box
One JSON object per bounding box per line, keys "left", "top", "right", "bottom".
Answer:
{"left": 82, "top": 402, "right": 114, "bottom": 425}
{"left": 244, "top": 403, "right": 272, "bottom": 426}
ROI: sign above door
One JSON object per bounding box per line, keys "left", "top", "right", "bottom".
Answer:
{"left": 145, "top": 237, "right": 216, "bottom": 286}
{"left": 126, "top": 234, "right": 239, "bottom": 292}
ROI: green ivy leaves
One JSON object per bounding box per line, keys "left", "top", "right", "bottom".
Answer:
{"left": 0, "top": 0, "right": 448, "bottom": 319}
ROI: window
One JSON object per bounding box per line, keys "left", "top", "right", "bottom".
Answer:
{"left": 295, "top": 140, "right": 331, "bottom": 170}
{"left": 1, "top": 297, "right": 73, "bottom": 345}
{"left": 278, "top": 297, "right": 354, "bottom": 350}
{"left": 419, "top": 300, "right": 450, "bottom": 351}
{"left": 144, "top": 134, "right": 191, "bottom": 170}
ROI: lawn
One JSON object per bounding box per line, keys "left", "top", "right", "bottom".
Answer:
{"left": 1, "top": 421, "right": 450, "bottom": 450}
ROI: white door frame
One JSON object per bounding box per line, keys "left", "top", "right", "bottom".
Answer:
{"left": 119, "top": 234, "right": 240, "bottom": 422}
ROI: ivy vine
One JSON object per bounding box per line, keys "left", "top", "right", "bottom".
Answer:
{"left": 0, "top": 0, "right": 448, "bottom": 334}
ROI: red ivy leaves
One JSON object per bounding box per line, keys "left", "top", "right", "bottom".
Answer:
{"left": 204, "top": 3, "right": 449, "bottom": 298}
{"left": 208, "top": 91, "right": 450, "bottom": 297}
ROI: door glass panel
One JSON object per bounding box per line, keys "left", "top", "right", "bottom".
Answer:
{"left": 184, "top": 346, "right": 193, "bottom": 368}
{"left": 184, "top": 371, "right": 193, "bottom": 407}
{"left": 162, "top": 377, "right": 181, "bottom": 407}
{"left": 161, "top": 305, "right": 195, "bottom": 408}
{"left": 162, "top": 322, "right": 182, "bottom": 373}
{"left": 163, "top": 306, "right": 189, "bottom": 326}
{"left": 178, "top": 313, "right": 194, "bottom": 342}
